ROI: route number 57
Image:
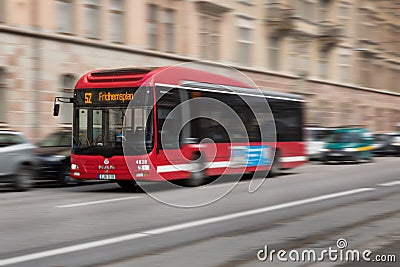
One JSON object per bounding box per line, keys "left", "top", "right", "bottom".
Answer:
{"left": 85, "top": 93, "right": 92, "bottom": 104}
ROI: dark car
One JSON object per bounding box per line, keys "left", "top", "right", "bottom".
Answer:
{"left": 36, "top": 128, "right": 72, "bottom": 185}
{"left": 390, "top": 134, "right": 400, "bottom": 155}
{"left": 373, "top": 133, "right": 400, "bottom": 156}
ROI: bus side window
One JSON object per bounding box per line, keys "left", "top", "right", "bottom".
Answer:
{"left": 156, "top": 87, "right": 186, "bottom": 150}
{"left": 270, "top": 101, "right": 303, "bottom": 142}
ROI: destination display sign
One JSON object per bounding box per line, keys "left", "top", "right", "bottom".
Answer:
{"left": 74, "top": 87, "right": 140, "bottom": 107}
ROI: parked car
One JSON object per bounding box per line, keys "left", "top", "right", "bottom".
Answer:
{"left": 390, "top": 133, "right": 400, "bottom": 155}
{"left": 304, "top": 127, "right": 333, "bottom": 160}
{"left": 373, "top": 132, "right": 400, "bottom": 156}
{"left": 321, "top": 127, "right": 374, "bottom": 163}
{"left": 36, "top": 127, "right": 72, "bottom": 185}
{"left": 0, "top": 129, "right": 37, "bottom": 191}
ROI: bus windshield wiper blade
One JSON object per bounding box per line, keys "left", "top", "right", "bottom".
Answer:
{"left": 75, "top": 146, "right": 95, "bottom": 152}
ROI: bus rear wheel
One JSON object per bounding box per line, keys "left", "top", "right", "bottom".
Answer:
{"left": 268, "top": 150, "right": 281, "bottom": 177}
{"left": 185, "top": 154, "right": 208, "bottom": 187}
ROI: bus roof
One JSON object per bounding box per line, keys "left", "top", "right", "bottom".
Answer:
{"left": 174, "top": 81, "right": 303, "bottom": 101}
{"left": 75, "top": 66, "right": 303, "bottom": 102}
{"left": 75, "top": 66, "right": 250, "bottom": 88}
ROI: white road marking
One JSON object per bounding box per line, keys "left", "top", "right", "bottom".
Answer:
{"left": 0, "top": 233, "right": 149, "bottom": 267}
{"left": 144, "top": 188, "right": 375, "bottom": 235}
{"left": 1, "top": 187, "right": 374, "bottom": 266}
{"left": 377, "top": 180, "right": 400, "bottom": 187}
{"left": 199, "top": 182, "right": 237, "bottom": 190}
{"left": 324, "top": 164, "right": 363, "bottom": 172}
{"left": 56, "top": 196, "right": 141, "bottom": 208}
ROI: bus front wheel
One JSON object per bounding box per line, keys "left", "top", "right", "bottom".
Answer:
{"left": 117, "top": 180, "right": 139, "bottom": 191}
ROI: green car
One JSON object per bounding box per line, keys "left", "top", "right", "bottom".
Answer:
{"left": 321, "top": 128, "right": 374, "bottom": 163}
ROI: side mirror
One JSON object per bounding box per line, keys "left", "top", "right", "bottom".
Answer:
{"left": 53, "top": 103, "right": 60, "bottom": 116}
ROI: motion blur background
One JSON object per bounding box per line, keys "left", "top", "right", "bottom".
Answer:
{"left": 0, "top": 0, "right": 399, "bottom": 141}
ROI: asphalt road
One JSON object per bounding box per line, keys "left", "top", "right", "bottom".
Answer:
{"left": 0, "top": 157, "right": 399, "bottom": 267}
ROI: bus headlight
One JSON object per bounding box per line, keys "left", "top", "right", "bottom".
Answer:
{"left": 344, "top": 148, "right": 357, "bottom": 152}
{"left": 320, "top": 148, "right": 329, "bottom": 152}
{"left": 71, "top": 163, "right": 79, "bottom": 170}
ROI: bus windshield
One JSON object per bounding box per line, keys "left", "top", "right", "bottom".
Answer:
{"left": 73, "top": 106, "right": 153, "bottom": 156}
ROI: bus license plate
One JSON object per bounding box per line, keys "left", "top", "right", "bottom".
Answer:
{"left": 98, "top": 174, "right": 116, "bottom": 180}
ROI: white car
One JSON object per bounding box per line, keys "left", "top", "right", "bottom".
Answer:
{"left": 0, "top": 130, "right": 37, "bottom": 191}
{"left": 304, "top": 127, "right": 333, "bottom": 160}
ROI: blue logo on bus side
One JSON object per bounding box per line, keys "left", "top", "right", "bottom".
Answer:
{"left": 231, "top": 146, "right": 270, "bottom": 167}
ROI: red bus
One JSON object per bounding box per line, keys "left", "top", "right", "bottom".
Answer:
{"left": 55, "top": 66, "right": 305, "bottom": 189}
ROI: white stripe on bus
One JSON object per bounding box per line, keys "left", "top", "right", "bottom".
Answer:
{"left": 157, "top": 161, "right": 230, "bottom": 173}
{"left": 156, "top": 156, "right": 305, "bottom": 173}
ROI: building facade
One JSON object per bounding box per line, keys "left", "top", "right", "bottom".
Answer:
{"left": 0, "top": 0, "right": 399, "bottom": 140}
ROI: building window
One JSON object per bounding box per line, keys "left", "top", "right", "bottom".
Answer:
{"left": 360, "top": 53, "right": 372, "bottom": 87}
{"left": 372, "top": 62, "right": 382, "bottom": 89}
{"left": 396, "top": 28, "right": 400, "bottom": 54}
{"left": 339, "top": 54, "right": 349, "bottom": 83}
{"left": 109, "top": 0, "right": 124, "bottom": 43}
{"left": 391, "top": 68, "right": 398, "bottom": 92}
{"left": 376, "top": 108, "right": 383, "bottom": 131}
{"left": 56, "top": 0, "right": 74, "bottom": 34}
{"left": 147, "top": 5, "right": 176, "bottom": 53}
{"left": 341, "top": 103, "right": 349, "bottom": 125}
{"left": 62, "top": 74, "right": 75, "bottom": 90}
{"left": 147, "top": 4, "right": 158, "bottom": 50}
{"left": 339, "top": 5, "right": 350, "bottom": 37}
{"left": 393, "top": 109, "right": 400, "bottom": 131}
{"left": 0, "top": 0, "right": 5, "bottom": 23}
{"left": 295, "top": 0, "right": 314, "bottom": 22}
{"left": 288, "top": 39, "right": 297, "bottom": 74}
{"left": 200, "top": 15, "right": 220, "bottom": 60}
{"left": 238, "top": 27, "right": 252, "bottom": 65}
{"left": 359, "top": 10, "right": 374, "bottom": 42}
{"left": 358, "top": 105, "right": 366, "bottom": 126}
{"left": 298, "top": 40, "right": 309, "bottom": 76}
{"left": 163, "top": 9, "right": 175, "bottom": 53}
{"left": 319, "top": 49, "right": 329, "bottom": 79}
{"left": 237, "top": 17, "right": 253, "bottom": 66}
{"left": 60, "top": 74, "right": 75, "bottom": 124}
{"left": 0, "top": 68, "right": 6, "bottom": 123}
{"left": 319, "top": 0, "right": 331, "bottom": 22}
{"left": 269, "top": 36, "right": 280, "bottom": 71}
{"left": 85, "top": 0, "right": 101, "bottom": 39}
{"left": 318, "top": 100, "right": 330, "bottom": 125}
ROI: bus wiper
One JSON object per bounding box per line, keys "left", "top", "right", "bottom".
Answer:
{"left": 75, "top": 146, "right": 94, "bottom": 152}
